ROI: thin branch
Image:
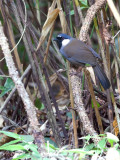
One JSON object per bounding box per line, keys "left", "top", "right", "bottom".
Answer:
{"left": 79, "top": 0, "right": 106, "bottom": 42}
{"left": 0, "top": 21, "right": 45, "bottom": 152}
{"left": 70, "top": 68, "right": 99, "bottom": 144}
{"left": 84, "top": 69, "right": 104, "bottom": 134}
{"left": 107, "top": 0, "right": 120, "bottom": 27}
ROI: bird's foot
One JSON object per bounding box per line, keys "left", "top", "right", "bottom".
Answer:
{"left": 69, "top": 71, "right": 78, "bottom": 76}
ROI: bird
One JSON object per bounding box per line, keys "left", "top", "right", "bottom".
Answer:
{"left": 53, "top": 33, "right": 110, "bottom": 90}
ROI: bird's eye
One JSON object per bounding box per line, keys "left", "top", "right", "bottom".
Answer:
{"left": 57, "top": 36, "right": 63, "bottom": 40}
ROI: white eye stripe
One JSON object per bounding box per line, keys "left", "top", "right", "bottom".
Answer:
{"left": 62, "top": 39, "right": 70, "bottom": 46}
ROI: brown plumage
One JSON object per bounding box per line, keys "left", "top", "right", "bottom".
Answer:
{"left": 54, "top": 33, "right": 110, "bottom": 90}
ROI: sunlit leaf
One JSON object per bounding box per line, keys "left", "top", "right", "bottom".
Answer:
{"left": 0, "top": 131, "right": 21, "bottom": 140}
{"left": 97, "top": 138, "right": 106, "bottom": 149}
{"left": 13, "top": 153, "right": 31, "bottom": 160}
{"left": 0, "top": 144, "right": 25, "bottom": 151}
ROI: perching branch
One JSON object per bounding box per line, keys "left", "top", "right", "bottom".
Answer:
{"left": 70, "top": 0, "right": 107, "bottom": 143}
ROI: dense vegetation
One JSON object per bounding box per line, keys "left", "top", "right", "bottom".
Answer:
{"left": 0, "top": 0, "right": 120, "bottom": 159}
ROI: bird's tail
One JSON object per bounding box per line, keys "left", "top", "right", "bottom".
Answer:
{"left": 93, "top": 64, "right": 110, "bottom": 90}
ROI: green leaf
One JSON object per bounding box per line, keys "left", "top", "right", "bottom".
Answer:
{"left": 0, "top": 85, "right": 12, "bottom": 97}
{"left": 107, "top": 132, "right": 119, "bottom": 147}
{"left": 85, "top": 63, "right": 91, "bottom": 67}
{"left": 114, "top": 143, "right": 119, "bottom": 149}
{"left": 13, "top": 153, "right": 31, "bottom": 160}
{"left": 79, "top": 135, "right": 92, "bottom": 141}
{"left": 91, "top": 100, "right": 100, "bottom": 108}
{"left": 79, "top": 0, "right": 89, "bottom": 10}
{"left": 79, "top": 0, "right": 88, "bottom": 6}
{"left": 45, "top": 138, "right": 58, "bottom": 149}
{"left": 35, "top": 98, "right": 44, "bottom": 110}
{"left": 80, "top": 6, "right": 89, "bottom": 10}
{"left": 0, "top": 86, "right": 5, "bottom": 90}
{"left": 0, "top": 78, "right": 15, "bottom": 97}
{"left": 31, "top": 150, "right": 41, "bottom": 159}
{"left": 70, "top": 10, "right": 74, "bottom": 15}
{"left": 84, "top": 143, "right": 94, "bottom": 151}
{"left": 0, "top": 144, "right": 25, "bottom": 151}
{"left": 0, "top": 76, "right": 4, "bottom": 80}
{"left": 99, "top": 134, "right": 106, "bottom": 137}
{"left": 0, "top": 139, "right": 20, "bottom": 148}
{"left": 19, "top": 135, "right": 34, "bottom": 143}
{"left": 70, "top": 0, "right": 88, "bottom": 16}
{"left": 24, "top": 143, "right": 38, "bottom": 153}
{"left": 107, "top": 132, "right": 119, "bottom": 143}
{"left": 4, "top": 78, "right": 15, "bottom": 89}
{"left": 61, "top": 148, "right": 94, "bottom": 155}
{"left": 90, "top": 25, "right": 95, "bottom": 39}
{"left": 66, "top": 112, "right": 72, "bottom": 119}
{"left": 0, "top": 134, "right": 4, "bottom": 141}
{"left": 60, "top": 152, "right": 74, "bottom": 159}
{"left": 0, "top": 131, "right": 21, "bottom": 140}
{"left": 97, "top": 138, "right": 106, "bottom": 149}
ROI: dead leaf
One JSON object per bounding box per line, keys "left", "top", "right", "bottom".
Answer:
{"left": 86, "top": 67, "right": 96, "bottom": 85}
{"left": 36, "top": 8, "right": 60, "bottom": 50}
{"left": 0, "top": 115, "right": 4, "bottom": 128}
{"left": 113, "top": 118, "right": 119, "bottom": 136}
{"left": 57, "top": 0, "right": 69, "bottom": 33}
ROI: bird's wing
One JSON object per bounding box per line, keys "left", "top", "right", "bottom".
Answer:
{"left": 60, "top": 39, "right": 101, "bottom": 66}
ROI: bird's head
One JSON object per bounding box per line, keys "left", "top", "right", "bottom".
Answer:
{"left": 53, "top": 33, "right": 72, "bottom": 49}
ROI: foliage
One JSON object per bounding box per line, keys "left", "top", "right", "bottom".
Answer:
{"left": 0, "top": 78, "right": 15, "bottom": 97}
{"left": 0, "top": 0, "right": 120, "bottom": 159}
{"left": 0, "top": 131, "right": 120, "bottom": 160}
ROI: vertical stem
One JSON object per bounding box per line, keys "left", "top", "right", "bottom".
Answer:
{"left": 68, "top": 63, "right": 78, "bottom": 148}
